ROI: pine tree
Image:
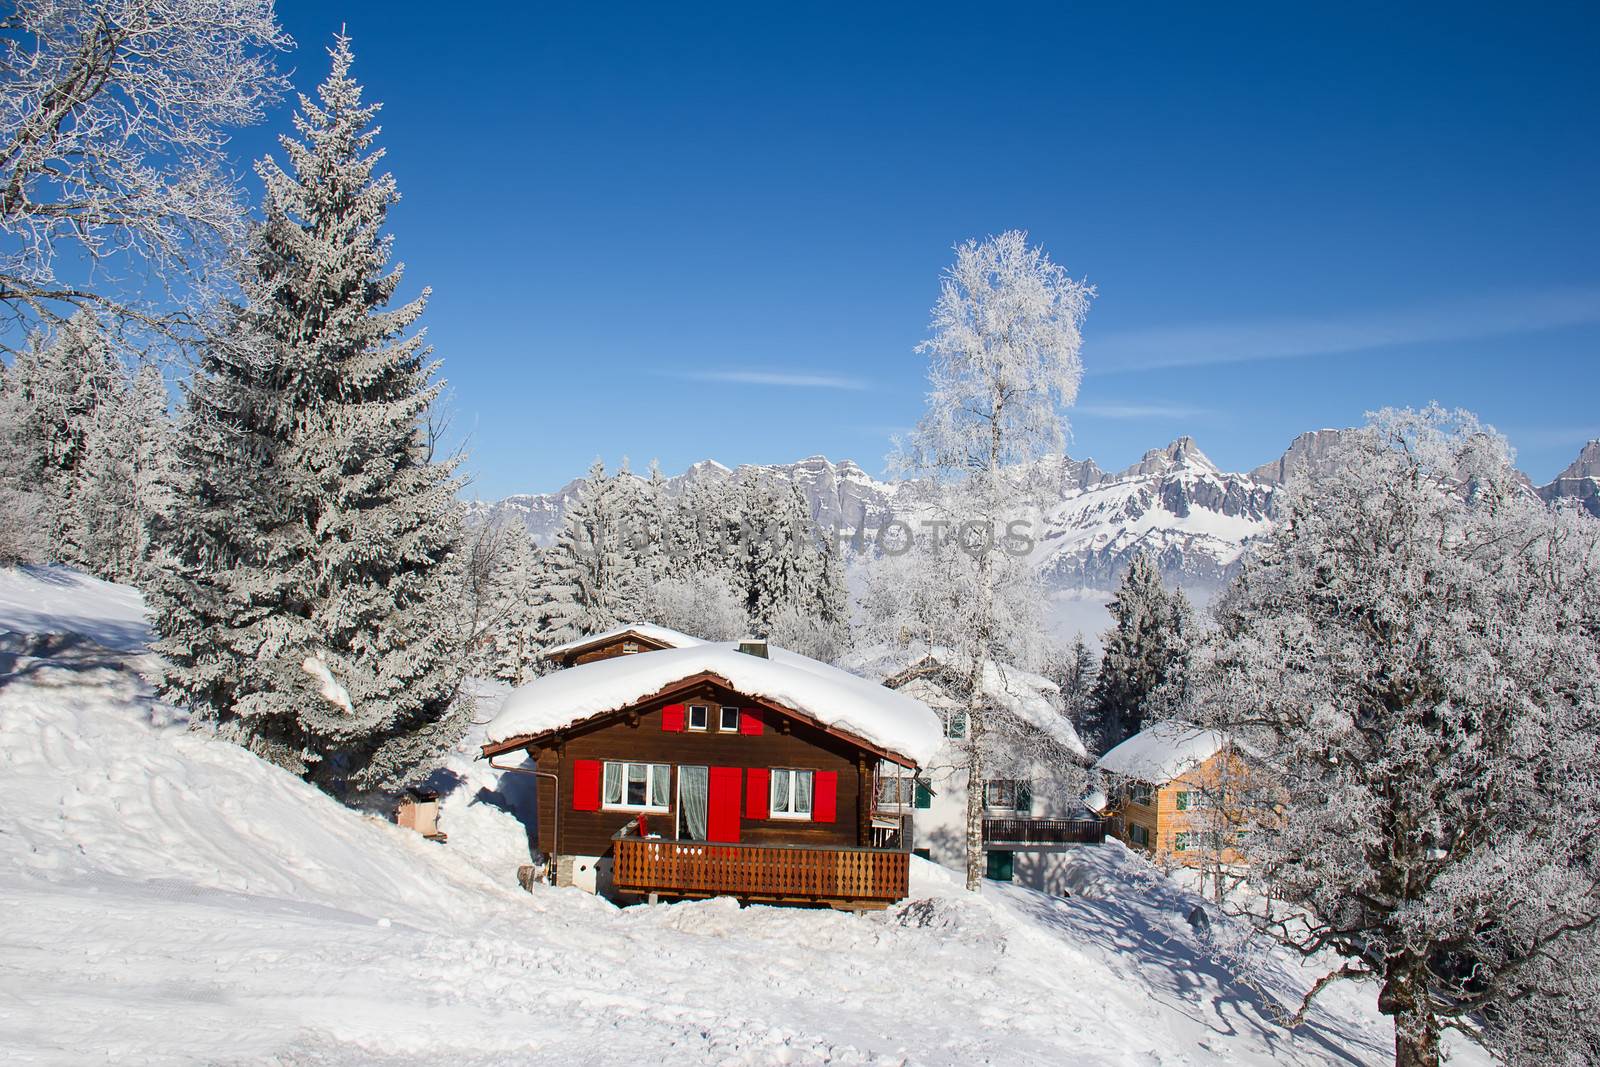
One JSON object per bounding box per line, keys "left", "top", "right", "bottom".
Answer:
{"left": 72, "top": 363, "right": 179, "bottom": 582}
{"left": 536, "top": 460, "right": 637, "bottom": 647}
{"left": 150, "top": 36, "right": 465, "bottom": 798}
{"left": 0, "top": 313, "right": 123, "bottom": 565}
{"left": 1084, "top": 552, "right": 1190, "bottom": 752}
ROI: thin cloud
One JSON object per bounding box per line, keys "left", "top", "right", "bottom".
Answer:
{"left": 674, "top": 370, "right": 871, "bottom": 390}
{"left": 1075, "top": 402, "right": 1214, "bottom": 419}
{"left": 1091, "top": 284, "right": 1600, "bottom": 373}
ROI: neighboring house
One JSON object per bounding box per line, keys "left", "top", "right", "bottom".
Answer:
{"left": 481, "top": 636, "right": 941, "bottom": 909}
{"left": 1092, "top": 721, "right": 1250, "bottom": 868}
{"left": 846, "top": 646, "right": 1100, "bottom": 894}
{"left": 539, "top": 623, "right": 705, "bottom": 670}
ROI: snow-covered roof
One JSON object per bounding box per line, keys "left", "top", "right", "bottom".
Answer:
{"left": 538, "top": 623, "right": 705, "bottom": 660}
{"left": 844, "top": 645, "right": 1086, "bottom": 759}
{"left": 1093, "top": 721, "right": 1225, "bottom": 784}
{"left": 486, "top": 642, "right": 943, "bottom": 767}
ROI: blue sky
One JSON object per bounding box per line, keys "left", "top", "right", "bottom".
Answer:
{"left": 252, "top": 2, "right": 1599, "bottom": 497}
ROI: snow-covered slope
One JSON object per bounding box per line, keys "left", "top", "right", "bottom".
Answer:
{"left": 0, "top": 567, "right": 1489, "bottom": 1065}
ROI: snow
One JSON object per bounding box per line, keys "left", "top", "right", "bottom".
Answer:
{"left": 1095, "top": 720, "right": 1227, "bottom": 783}
{"left": 843, "top": 644, "right": 1086, "bottom": 758}
{"left": 537, "top": 622, "right": 706, "bottom": 659}
{"left": 0, "top": 566, "right": 1495, "bottom": 1065}
{"left": 488, "top": 641, "right": 944, "bottom": 767}
{"left": 0, "top": 563, "right": 151, "bottom": 651}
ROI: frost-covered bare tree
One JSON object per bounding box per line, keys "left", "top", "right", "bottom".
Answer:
{"left": 0, "top": 1, "right": 289, "bottom": 342}
{"left": 1184, "top": 406, "right": 1600, "bottom": 1067}
{"left": 892, "top": 228, "right": 1093, "bottom": 889}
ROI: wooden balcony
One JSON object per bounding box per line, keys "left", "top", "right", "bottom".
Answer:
{"left": 982, "top": 816, "right": 1106, "bottom": 850}
{"left": 612, "top": 829, "right": 910, "bottom": 909}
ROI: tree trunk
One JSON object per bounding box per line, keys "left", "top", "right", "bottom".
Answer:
{"left": 963, "top": 703, "right": 986, "bottom": 891}
{"left": 1379, "top": 967, "right": 1440, "bottom": 1067}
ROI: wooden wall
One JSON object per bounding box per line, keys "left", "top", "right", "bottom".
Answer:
{"left": 558, "top": 634, "right": 673, "bottom": 669}
{"left": 525, "top": 679, "right": 873, "bottom": 860}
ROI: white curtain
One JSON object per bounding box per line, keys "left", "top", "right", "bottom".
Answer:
{"left": 771, "top": 769, "right": 791, "bottom": 813}
{"left": 651, "top": 764, "right": 670, "bottom": 808}
{"left": 603, "top": 762, "right": 623, "bottom": 806}
{"left": 679, "top": 766, "right": 708, "bottom": 841}
{"left": 795, "top": 770, "right": 814, "bottom": 816}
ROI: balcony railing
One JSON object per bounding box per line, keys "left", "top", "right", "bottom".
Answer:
{"left": 982, "top": 817, "right": 1106, "bottom": 849}
{"left": 612, "top": 828, "right": 910, "bottom": 908}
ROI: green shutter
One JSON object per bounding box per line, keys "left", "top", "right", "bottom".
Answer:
{"left": 1176, "top": 791, "right": 1189, "bottom": 811}
{"left": 1175, "top": 832, "right": 1190, "bottom": 852}
{"left": 986, "top": 850, "right": 1014, "bottom": 882}
{"left": 949, "top": 711, "right": 967, "bottom": 739}
{"left": 914, "top": 780, "right": 932, "bottom": 809}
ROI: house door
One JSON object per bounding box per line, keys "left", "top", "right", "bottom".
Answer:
{"left": 677, "top": 765, "right": 708, "bottom": 841}
{"left": 707, "top": 766, "right": 742, "bottom": 843}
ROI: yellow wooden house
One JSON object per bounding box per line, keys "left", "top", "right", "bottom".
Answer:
{"left": 1092, "top": 721, "right": 1251, "bottom": 866}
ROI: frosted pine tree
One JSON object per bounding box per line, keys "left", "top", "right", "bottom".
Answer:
{"left": 1083, "top": 552, "right": 1190, "bottom": 752}
{"left": 1184, "top": 407, "right": 1600, "bottom": 1067}
{"left": 151, "top": 36, "right": 465, "bottom": 797}
{"left": 536, "top": 460, "right": 639, "bottom": 647}
{"left": 71, "top": 363, "right": 179, "bottom": 581}
{"left": 0, "top": 313, "right": 123, "bottom": 564}
{"left": 893, "top": 230, "right": 1093, "bottom": 889}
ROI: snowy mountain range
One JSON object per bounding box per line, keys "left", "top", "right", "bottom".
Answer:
{"left": 470, "top": 434, "right": 1600, "bottom": 592}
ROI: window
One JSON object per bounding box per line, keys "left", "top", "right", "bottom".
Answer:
{"left": 622, "top": 640, "right": 640, "bottom": 653}
{"left": 984, "top": 779, "right": 1030, "bottom": 811}
{"left": 985, "top": 850, "right": 1014, "bottom": 882}
{"left": 687, "top": 704, "right": 709, "bottom": 731}
{"left": 1174, "top": 832, "right": 1192, "bottom": 852}
{"left": 877, "top": 776, "right": 914, "bottom": 808}
{"left": 879, "top": 776, "right": 933, "bottom": 810}
{"left": 602, "top": 761, "right": 671, "bottom": 812}
{"left": 912, "top": 847, "right": 932, "bottom": 861}
{"left": 1175, "top": 790, "right": 1190, "bottom": 811}
{"left": 770, "top": 768, "right": 815, "bottom": 819}
{"left": 942, "top": 709, "right": 967, "bottom": 739}
{"left": 1128, "top": 823, "right": 1150, "bottom": 848}
{"left": 719, "top": 705, "right": 740, "bottom": 731}
{"left": 1175, "top": 790, "right": 1206, "bottom": 812}
{"left": 1128, "top": 782, "right": 1154, "bottom": 807}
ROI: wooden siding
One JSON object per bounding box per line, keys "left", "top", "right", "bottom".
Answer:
{"left": 1107, "top": 750, "right": 1251, "bottom": 866}
{"left": 556, "top": 633, "right": 674, "bottom": 669}
{"left": 527, "top": 679, "right": 872, "bottom": 859}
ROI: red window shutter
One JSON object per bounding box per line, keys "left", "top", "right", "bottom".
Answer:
{"left": 812, "top": 770, "right": 837, "bottom": 823}
{"left": 746, "top": 768, "right": 770, "bottom": 819}
{"left": 572, "top": 759, "right": 601, "bottom": 812}
{"left": 661, "top": 703, "right": 685, "bottom": 731}
{"left": 707, "top": 766, "right": 742, "bottom": 843}
{"left": 739, "top": 707, "right": 764, "bottom": 735}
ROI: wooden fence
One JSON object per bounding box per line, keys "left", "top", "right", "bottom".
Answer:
{"left": 982, "top": 817, "right": 1106, "bottom": 848}
{"left": 612, "top": 831, "right": 910, "bottom": 907}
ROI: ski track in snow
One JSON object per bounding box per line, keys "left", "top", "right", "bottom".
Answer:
{"left": 0, "top": 567, "right": 1491, "bottom": 1066}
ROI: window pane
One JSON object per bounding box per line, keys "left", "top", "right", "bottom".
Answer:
{"left": 721, "top": 706, "right": 739, "bottom": 730}
{"left": 650, "top": 764, "right": 671, "bottom": 807}
{"left": 603, "top": 762, "right": 623, "bottom": 805}
{"left": 689, "top": 705, "right": 707, "bottom": 729}
{"left": 771, "top": 769, "right": 791, "bottom": 813}
{"left": 627, "top": 764, "right": 646, "bottom": 806}
{"left": 794, "top": 771, "right": 813, "bottom": 815}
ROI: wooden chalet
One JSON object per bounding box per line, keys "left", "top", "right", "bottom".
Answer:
{"left": 482, "top": 636, "right": 941, "bottom": 910}
{"left": 538, "top": 623, "right": 704, "bottom": 670}
{"left": 1092, "top": 721, "right": 1250, "bottom": 867}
